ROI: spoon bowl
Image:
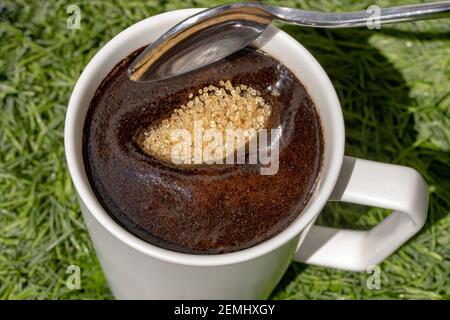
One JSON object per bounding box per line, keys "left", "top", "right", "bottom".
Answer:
{"left": 128, "top": 1, "right": 450, "bottom": 82}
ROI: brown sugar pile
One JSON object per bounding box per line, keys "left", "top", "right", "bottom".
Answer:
{"left": 140, "top": 80, "right": 272, "bottom": 164}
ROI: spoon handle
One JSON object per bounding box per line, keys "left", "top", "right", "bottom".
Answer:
{"left": 268, "top": 1, "right": 450, "bottom": 28}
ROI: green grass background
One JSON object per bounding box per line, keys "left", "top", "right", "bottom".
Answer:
{"left": 0, "top": 0, "right": 449, "bottom": 299}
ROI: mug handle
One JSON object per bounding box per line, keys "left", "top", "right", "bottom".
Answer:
{"left": 294, "top": 156, "right": 428, "bottom": 271}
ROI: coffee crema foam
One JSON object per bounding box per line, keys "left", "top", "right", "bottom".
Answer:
{"left": 83, "top": 47, "right": 324, "bottom": 254}
{"left": 138, "top": 80, "right": 275, "bottom": 165}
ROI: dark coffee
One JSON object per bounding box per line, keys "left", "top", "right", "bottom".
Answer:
{"left": 83, "top": 47, "right": 323, "bottom": 254}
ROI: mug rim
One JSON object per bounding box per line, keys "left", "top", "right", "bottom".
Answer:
{"left": 64, "top": 8, "right": 345, "bottom": 267}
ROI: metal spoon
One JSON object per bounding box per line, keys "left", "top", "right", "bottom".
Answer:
{"left": 128, "top": 1, "right": 450, "bottom": 82}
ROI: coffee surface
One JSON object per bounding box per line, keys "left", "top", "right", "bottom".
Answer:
{"left": 83, "top": 47, "right": 323, "bottom": 254}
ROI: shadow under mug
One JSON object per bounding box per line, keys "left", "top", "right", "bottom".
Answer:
{"left": 65, "top": 9, "right": 428, "bottom": 299}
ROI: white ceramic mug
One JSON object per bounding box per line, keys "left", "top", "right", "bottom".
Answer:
{"left": 65, "top": 9, "right": 429, "bottom": 299}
